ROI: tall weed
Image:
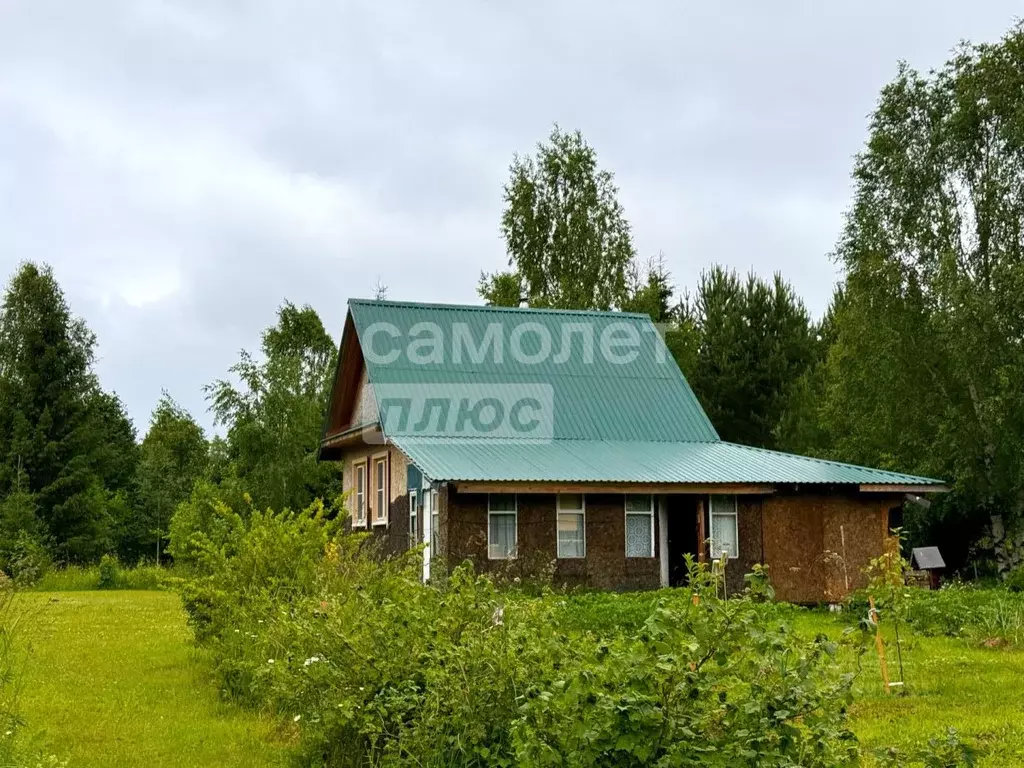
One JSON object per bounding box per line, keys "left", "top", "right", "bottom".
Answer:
{"left": 28, "top": 563, "right": 173, "bottom": 592}
{"left": 850, "top": 583, "right": 1024, "bottom": 645}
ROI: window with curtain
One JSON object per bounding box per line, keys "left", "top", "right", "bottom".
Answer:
{"left": 488, "top": 493, "right": 517, "bottom": 559}
{"left": 557, "top": 494, "right": 585, "bottom": 558}
{"left": 709, "top": 495, "right": 739, "bottom": 559}
{"left": 409, "top": 490, "right": 418, "bottom": 545}
{"left": 354, "top": 463, "right": 366, "bottom": 525}
{"left": 625, "top": 494, "right": 654, "bottom": 558}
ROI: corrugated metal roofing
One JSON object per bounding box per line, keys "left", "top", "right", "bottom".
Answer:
{"left": 391, "top": 437, "right": 944, "bottom": 486}
{"left": 911, "top": 547, "right": 946, "bottom": 569}
{"left": 348, "top": 299, "right": 719, "bottom": 442}
{"left": 341, "top": 299, "right": 945, "bottom": 488}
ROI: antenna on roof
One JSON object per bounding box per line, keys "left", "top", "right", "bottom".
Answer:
{"left": 373, "top": 278, "right": 388, "bottom": 301}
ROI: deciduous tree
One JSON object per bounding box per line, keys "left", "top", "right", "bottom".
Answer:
{"left": 482, "top": 126, "right": 636, "bottom": 310}
{"left": 206, "top": 302, "right": 340, "bottom": 512}
{"left": 131, "top": 393, "right": 207, "bottom": 563}
{"left": 823, "top": 24, "right": 1024, "bottom": 571}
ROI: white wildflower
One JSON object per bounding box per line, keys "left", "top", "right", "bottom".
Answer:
{"left": 293, "top": 714, "right": 301, "bottom": 722}
{"left": 268, "top": 659, "right": 275, "bottom": 664}
{"left": 303, "top": 655, "right": 322, "bottom": 667}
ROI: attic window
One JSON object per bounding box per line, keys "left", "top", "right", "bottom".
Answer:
{"left": 353, "top": 462, "right": 367, "bottom": 527}
{"left": 373, "top": 455, "right": 388, "bottom": 525}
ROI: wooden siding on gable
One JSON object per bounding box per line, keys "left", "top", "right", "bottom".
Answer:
{"left": 352, "top": 369, "right": 378, "bottom": 427}
{"left": 324, "top": 313, "right": 365, "bottom": 438}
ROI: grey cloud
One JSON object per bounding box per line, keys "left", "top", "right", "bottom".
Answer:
{"left": 0, "top": 1, "right": 1019, "bottom": 433}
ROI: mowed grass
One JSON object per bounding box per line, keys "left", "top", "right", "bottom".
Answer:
{"left": 16, "top": 591, "right": 293, "bottom": 768}
{"left": 792, "top": 611, "right": 1024, "bottom": 766}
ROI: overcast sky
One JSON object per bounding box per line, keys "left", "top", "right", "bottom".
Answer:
{"left": 0, "top": 2, "right": 1019, "bottom": 435}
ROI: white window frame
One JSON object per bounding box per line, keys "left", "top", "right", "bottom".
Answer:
{"left": 430, "top": 489, "right": 439, "bottom": 546}
{"left": 353, "top": 462, "right": 367, "bottom": 527}
{"left": 556, "top": 493, "right": 586, "bottom": 559}
{"left": 709, "top": 494, "right": 739, "bottom": 560}
{"left": 487, "top": 493, "right": 518, "bottom": 560}
{"left": 409, "top": 489, "right": 419, "bottom": 545}
{"left": 422, "top": 483, "right": 432, "bottom": 582}
{"left": 624, "top": 494, "right": 655, "bottom": 558}
{"left": 373, "top": 455, "right": 388, "bottom": 526}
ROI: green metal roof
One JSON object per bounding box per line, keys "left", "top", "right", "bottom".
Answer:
{"left": 348, "top": 299, "right": 718, "bottom": 442}
{"left": 342, "top": 299, "right": 945, "bottom": 488}
{"left": 391, "top": 437, "right": 943, "bottom": 486}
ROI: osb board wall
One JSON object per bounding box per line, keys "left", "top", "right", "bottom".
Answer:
{"left": 762, "top": 494, "right": 898, "bottom": 603}
{"left": 821, "top": 495, "right": 900, "bottom": 601}
{"left": 444, "top": 491, "right": 660, "bottom": 590}
{"left": 352, "top": 369, "right": 378, "bottom": 426}
{"left": 762, "top": 495, "right": 827, "bottom": 603}
{"left": 724, "top": 498, "right": 764, "bottom": 596}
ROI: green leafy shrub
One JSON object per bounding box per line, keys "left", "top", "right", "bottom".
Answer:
{"left": 2, "top": 531, "right": 51, "bottom": 587}
{"left": 97, "top": 555, "right": 120, "bottom": 589}
{"left": 1005, "top": 565, "right": 1024, "bottom": 593}
{"left": 550, "top": 590, "right": 659, "bottom": 635}
{"left": 182, "top": 504, "right": 866, "bottom": 767}
{"left": 167, "top": 480, "right": 250, "bottom": 570}
{"left": 873, "top": 727, "right": 977, "bottom": 767}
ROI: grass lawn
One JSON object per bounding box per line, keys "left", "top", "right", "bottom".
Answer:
{"left": 792, "top": 611, "right": 1024, "bottom": 766}
{"left": 10, "top": 590, "right": 1024, "bottom": 767}
{"left": 16, "top": 591, "right": 293, "bottom": 768}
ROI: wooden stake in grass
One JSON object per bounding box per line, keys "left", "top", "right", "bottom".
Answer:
{"left": 869, "top": 596, "right": 892, "bottom": 695}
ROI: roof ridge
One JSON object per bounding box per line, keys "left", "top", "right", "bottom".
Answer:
{"left": 392, "top": 436, "right": 717, "bottom": 444}
{"left": 348, "top": 297, "right": 651, "bottom": 319}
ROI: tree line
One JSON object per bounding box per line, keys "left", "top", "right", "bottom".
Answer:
{"left": 2, "top": 24, "right": 1023, "bottom": 577}
{"left": 0, "top": 263, "right": 339, "bottom": 578}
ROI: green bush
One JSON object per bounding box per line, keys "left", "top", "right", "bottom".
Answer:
{"left": 181, "top": 501, "right": 867, "bottom": 767}
{"left": 167, "top": 479, "right": 250, "bottom": 569}
{"left": 1005, "top": 566, "right": 1024, "bottom": 593}
{"left": 97, "top": 555, "right": 120, "bottom": 589}
{"left": 873, "top": 727, "right": 978, "bottom": 767}
{"left": 2, "top": 531, "right": 51, "bottom": 587}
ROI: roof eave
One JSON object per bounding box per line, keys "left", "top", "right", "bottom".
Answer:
{"left": 859, "top": 483, "right": 950, "bottom": 493}
{"left": 318, "top": 421, "right": 383, "bottom": 460}
{"left": 454, "top": 481, "right": 777, "bottom": 495}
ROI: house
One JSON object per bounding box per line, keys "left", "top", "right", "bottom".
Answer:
{"left": 318, "top": 299, "right": 947, "bottom": 603}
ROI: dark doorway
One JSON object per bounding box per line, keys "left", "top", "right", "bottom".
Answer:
{"left": 666, "top": 495, "right": 700, "bottom": 587}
